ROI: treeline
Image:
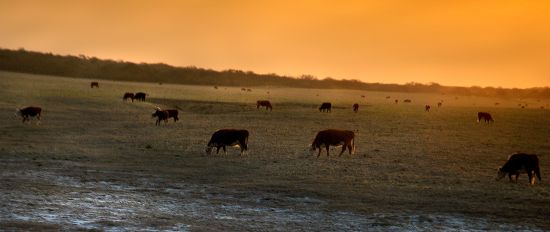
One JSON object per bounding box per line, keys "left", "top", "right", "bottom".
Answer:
{"left": 1, "top": 48, "right": 549, "bottom": 98}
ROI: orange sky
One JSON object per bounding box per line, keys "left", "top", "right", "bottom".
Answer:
{"left": 1, "top": 0, "right": 549, "bottom": 88}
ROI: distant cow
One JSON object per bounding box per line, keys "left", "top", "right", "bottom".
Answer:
{"left": 152, "top": 109, "right": 170, "bottom": 125}
{"left": 90, "top": 82, "right": 99, "bottom": 88}
{"left": 497, "top": 153, "right": 541, "bottom": 185}
{"left": 386, "top": 96, "right": 391, "bottom": 99}
{"left": 425, "top": 105, "right": 431, "bottom": 112}
{"left": 16, "top": 106, "right": 42, "bottom": 123}
{"left": 134, "top": 92, "right": 147, "bottom": 101}
{"left": 361, "top": 95, "right": 365, "bottom": 98}
{"left": 247, "top": 88, "right": 252, "bottom": 92}
{"left": 206, "top": 129, "right": 249, "bottom": 155}
{"left": 395, "top": 99, "right": 398, "bottom": 104}
{"left": 353, "top": 103, "right": 359, "bottom": 113}
{"left": 404, "top": 99, "right": 412, "bottom": 103}
{"left": 257, "top": 100, "right": 273, "bottom": 111}
{"left": 311, "top": 129, "right": 355, "bottom": 157}
{"left": 437, "top": 102, "right": 442, "bottom": 107}
{"left": 123, "top": 93, "right": 134, "bottom": 102}
{"left": 241, "top": 88, "right": 246, "bottom": 91}
{"left": 154, "top": 107, "right": 179, "bottom": 122}
{"left": 319, "top": 102, "right": 332, "bottom": 112}
{"left": 477, "top": 112, "right": 494, "bottom": 123}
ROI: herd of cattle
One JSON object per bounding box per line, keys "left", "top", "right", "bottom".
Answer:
{"left": 13, "top": 82, "right": 542, "bottom": 185}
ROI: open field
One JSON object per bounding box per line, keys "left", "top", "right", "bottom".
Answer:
{"left": 1, "top": 71, "right": 550, "bottom": 231}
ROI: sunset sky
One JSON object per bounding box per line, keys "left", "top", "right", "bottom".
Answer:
{"left": 1, "top": 0, "right": 549, "bottom": 88}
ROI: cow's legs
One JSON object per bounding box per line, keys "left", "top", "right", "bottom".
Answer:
{"left": 347, "top": 144, "right": 353, "bottom": 155}
{"left": 339, "top": 146, "right": 346, "bottom": 157}
{"left": 508, "top": 174, "right": 513, "bottom": 182}
{"left": 325, "top": 145, "right": 330, "bottom": 157}
{"left": 317, "top": 147, "right": 321, "bottom": 158}
{"left": 216, "top": 146, "right": 221, "bottom": 154}
{"left": 222, "top": 146, "right": 227, "bottom": 155}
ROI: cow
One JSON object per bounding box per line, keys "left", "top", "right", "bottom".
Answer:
{"left": 361, "top": 95, "right": 365, "bottom": 98}
{"left": 123, "top": 92, "right": 134, "bottom": 102}
{"left": 477, "top": 112, "right": 494, "bottom": 123}
{"left": 310, "top": 129, "right": 355, "bottom": 157}
{"left": 437, "top": 102, "right": 442, "bottom": 107}
{"left": 16, "top": 106, "right": 42, "bottom": 123}
{"left": 214, "top": 86, "right": 218, "bottom": 89}
{"left": 353, "top": 103, "right": 359, "bottom": 113}
{"left": 257, "top": 100, "right": 273, "bottom": 111}
{"left": 134, "top": 92, "right": 147, "bottom": 101}
{"left": 152, "top": 108, "right": 170, "bottom": 125}
{"left": 319, "top": 102, "right": 332, "bottom": 112}
{"left": 395, "top": 99, "right": 398, "bottom": 104}
{"left": 206, "top": 129, "right": 249, "bottom": 155}
{"left": 404, "top": 99, "right": 412, "bottom": 103}
{"left": 497, "top": 153, "right": 541, "bottom": 185}
{"left": 154, "top": 107, "right": 179, "bottom": 122}
{"left": 241, "top": 88, "right": 246, "bottom": 91}
{"left": 90, "top": 82, "right": 99, "bottom": 88}
{"left": 247, "top": 88, "right": 252, "bottom": 92}
{"left": 386, "top": 96, "right": 391, "bottom": 99}
{"left": 425, "top": 105, "right": 431, "bottom": 112}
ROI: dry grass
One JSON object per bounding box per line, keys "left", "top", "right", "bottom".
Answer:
{"left": 1, "top": 71, "right": 549, "bottom": 230}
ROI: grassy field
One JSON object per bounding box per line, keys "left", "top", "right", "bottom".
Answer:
{"left": 1, "top": 71, "right": 549, "bottom": 231}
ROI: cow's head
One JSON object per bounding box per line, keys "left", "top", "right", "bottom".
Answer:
{"left": 15, "top": 108, "right": 21, "bottom": 117}
{"left": 205, "top": 143, "right": 215, "bottom": 154}
{"left": 152, "top": 107, "right": 162, "bottom": 117}
{"left": 309, "top": 144, "right": 317, "bottom": 155}
{"left": 496, "top": 167, "right": 506, "bottom": 180}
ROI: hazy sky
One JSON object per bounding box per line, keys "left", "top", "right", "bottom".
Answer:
{"left": 1, "top": 0, "right": 549, "bottom": 88}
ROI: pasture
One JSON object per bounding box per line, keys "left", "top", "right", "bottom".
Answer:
{"left": 1, "top": 71, "right": 549, "bottom": 231}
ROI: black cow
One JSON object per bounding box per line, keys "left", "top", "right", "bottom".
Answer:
{"left": 257, "top": 100, "right": 273, "bottom": 111}
{"left": 206, "top": 129, "right": 249, "bottom": 155}
{"left": 134, "top": 92, "right": 147, "bottom": 101}
{"left": 353, "top": 103, "right": 359, "bottom": 113}
{"left": 319, "top": 102, "right": 332, "bottom": 112}
{"left": 311, "top": 129, "right": 355, "bottom": 157}
{"left": 16, "top": 106, "right": 42, "bottom": 123}
{"left": 425, "top": 105, "right": 431, "bottom": 112}
{"left": 497, "top": 153, "right": 541, "bottom": 185}
{"left": 123, "top": 93, "right": 134, "bottom": 102}
{"left": 90, "top": 82, "right": 99, "bottom": 88}
{"left": 477, "top": 112, "right": 494, "bottom": 123}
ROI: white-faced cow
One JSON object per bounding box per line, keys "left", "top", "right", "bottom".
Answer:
{"left": 310, "top": 129, "right": 355, "bottom": 157}
{"left": 90, "top": 82, "right": 99, "bottom": 88}
{"left": 134, "top": 92, "right": 147, "bottom": 101}
{"left": 319, "top": 102, "right": 332, "bottom": 112}
{"left": 353, "top": 103, "right": 359, "bottom": 113}
{"left": 206, "top": 129, "right": 249, "bottom": 155}
{"left": 16, "top": 106, "right": 42, "bottom": 123}
{"left": 477, "top": 112, "right": 494, "bottom": 123}
{"left": 497, "top": 153, "right": 541, "bottom": 185}
{"left": 257, "top": 100, "right": 273, "bottom": 111}
{"left": 152, "top": 107, "right": 179, "bottom": 125}
{"left": 123, "top": 93, "right": 134, "bottom": 102}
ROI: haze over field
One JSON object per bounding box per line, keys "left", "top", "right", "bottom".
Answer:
{"left": 1, "top": 0, "right": 549, "bottom": 88}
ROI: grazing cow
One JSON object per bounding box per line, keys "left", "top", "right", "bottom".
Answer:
{"left": 16, "top": 106, "right": 42, "bottom": 123}
{"left": 134, "top": 92, "right": 147, "bottom": 101}
{"left": 241, "top": 88, "right": 246, "bottom": 91}
{"left": 497, "top": 153, "right": 541, "bottom": 185}
{"left": 353, "top": 103, "right": 359, "bottom": 113}
{"left": 319, "top": 102, "right": 332, "bottom": 112}
{"left": 310, "top": 129, "right": 355, "bottom": 157}
{"left": 425, "top": 105, "right": 431, "bottom": 112}
{"left": 90, "top": 82, "right": 99, "bottom": 88}
{"left": 257, "top": 100, "right": 273, "bottom": 111}
{"left": 477, "top": 112, "right": 494, "bottom": 123}
{"left": 152, "top": 109, "right": 170, "bottom": 125}
{"left": 404, "top": 99, "right": 412, "bottom": 103}
{"left": 123, "top": 92, "right": 134, "bottom": 102}
{"left": 155, "top": 107, "right": 179, "bottom": 122}
{"left": 247, "top": 88, "right": 252, "bottom": 92}
{"left": 437, "top": 102, "right": 442, "bottom": 107}
{"left": 395, "top": 99, "right": 398, "bottom": 104}
{"left": 206, "top": 129, "right": 249, "bottom": 155}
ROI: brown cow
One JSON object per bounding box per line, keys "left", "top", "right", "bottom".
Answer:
{"left": 310, "top": 129, "right": 355, "bottom": 157}
{"left": 154, "top": 107, "right": 179, "bottom": 122}
{"left": 152, "top": 109, "right": 170, "bottom": 125}
{"left": 319, "top": 102, "right": 332, "bottom": 112}
{"left": 437, "top": 102, "right": 442, "bottom": 107}
{"left": 477, "top": 112, "right": 494, "bottom": 123}
{"left": 206, "top": 129, "right": 249, "bottom": 155}
{"left": 497, "top": 153, "right": 541, "bottom": 185}
{"left": 123, "top": 93, "right": 134, "bottom": 102}
{"left": 404, "top": 99, "right": 412, "bottom": 103}
{"left": 16, "top": 106, "right": 42, "bottom": 123}
{"left": 353, "top": 103, "right": 359, "bottom": 113}
{"left": 257, "top": 100, "right": 273, "bottom": 111}
{"left": 395, "top": 99, "right": 398, "bottom": 104}
{"left": 425, "top": 105, "right": 431, "bottom": 112}
{"left": 90, "top": 82, "right": 99, "bottom": 88}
